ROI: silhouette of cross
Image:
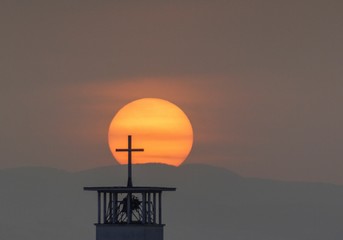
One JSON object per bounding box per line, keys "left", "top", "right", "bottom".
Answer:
{"left": 116, "top": 135, "right": 144, "bottom": 187}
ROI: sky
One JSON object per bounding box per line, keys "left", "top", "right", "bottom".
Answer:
{"left": 1, "top": 0, "right": 342, "bottom": 184}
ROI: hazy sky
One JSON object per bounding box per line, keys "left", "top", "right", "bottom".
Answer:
{"left": 1, "top": 1, "right": 342, "bottom": 184}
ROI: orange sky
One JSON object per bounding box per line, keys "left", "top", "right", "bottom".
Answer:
{"left": 1, "top": 1, "right": 343, "bottom": 184}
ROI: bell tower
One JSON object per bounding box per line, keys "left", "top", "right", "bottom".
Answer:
{"left": 84, "top": 135, "right": 176, "bottom": 240}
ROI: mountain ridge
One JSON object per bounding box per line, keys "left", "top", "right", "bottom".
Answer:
{"left": 0, "top": 163, "right": 342, "bottom": 240}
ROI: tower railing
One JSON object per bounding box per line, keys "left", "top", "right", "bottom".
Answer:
{"left": 85, "top": 187, "right": 174, "bottom": 226}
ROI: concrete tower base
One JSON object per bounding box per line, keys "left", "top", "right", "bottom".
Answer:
{"left": 96, "top": 224, "right": 164, "bottom": 240}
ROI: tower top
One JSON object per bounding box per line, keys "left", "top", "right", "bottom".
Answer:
{"left": 84, "top": 134, "right": 176, "bottom": 232}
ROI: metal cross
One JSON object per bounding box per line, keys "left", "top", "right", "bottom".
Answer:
{"left": 116, "top": 135, "right": 144, "bottom": 187}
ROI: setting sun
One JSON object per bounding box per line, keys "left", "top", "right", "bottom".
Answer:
{"left": 108, "top": 98, "right": 193, "bottom": 166}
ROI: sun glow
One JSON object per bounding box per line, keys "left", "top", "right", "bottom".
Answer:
{"left": 108, "top": 98, "right": 193, "bottom": 166}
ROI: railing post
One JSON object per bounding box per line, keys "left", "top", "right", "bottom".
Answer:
{"left": 148, "top": 193, "right": 151, "bottom": 223}
{"left": 97, "top": 191, "right": 101, "bottom": 224}
{"left": 127, "top": 193, "right": 131, "bottom": 223}
{"left": 153, "top": 192, "right": 156, "bottom": 224}
{"left": 142, "top": 192, "right": 146, "bottom": 224}
{"left": 103, "top": 192, "right": 107, "bottom": 223}
{"left": 159, "top": 192, "right": 162, "bottom": 224}
{"left": 113, "top": 193, "right": 117, "bottom": 223}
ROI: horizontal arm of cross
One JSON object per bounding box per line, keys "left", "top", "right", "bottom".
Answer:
{"left": 116, "top": 148, "right": 144, "bottom": 152}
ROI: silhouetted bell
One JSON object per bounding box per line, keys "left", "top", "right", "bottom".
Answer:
{"left": 121, "top": 195, "right": 141, "bottom": 212}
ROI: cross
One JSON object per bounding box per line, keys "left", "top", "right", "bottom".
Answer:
{"left": 116, "top": 135, "right": 144, "bottom": 187}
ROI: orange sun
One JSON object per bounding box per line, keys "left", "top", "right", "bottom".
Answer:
{"left": 108, "top": 98, "right": 193, "bottom": 166}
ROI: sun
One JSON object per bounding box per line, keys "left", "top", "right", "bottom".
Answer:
{"left": 108, "top": 98, "right": 193, "bottom": 166}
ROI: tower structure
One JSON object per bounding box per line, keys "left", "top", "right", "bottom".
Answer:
{"left": 84, "top": 135, "right": 176, "bottom": 240}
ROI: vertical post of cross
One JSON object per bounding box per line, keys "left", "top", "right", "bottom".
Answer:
{"left": 127, "top": 135, "right": 133, "bottom": 187}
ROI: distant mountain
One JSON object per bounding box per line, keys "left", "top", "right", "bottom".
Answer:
{"left": 0, "top": 164, "right": 342, "bottom": 240}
